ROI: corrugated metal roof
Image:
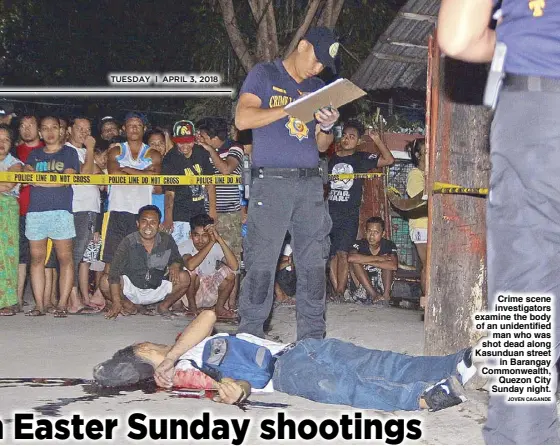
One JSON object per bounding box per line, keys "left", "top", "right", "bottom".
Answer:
{"left": 351, "top": 0, "right": 438, "bottom": 91}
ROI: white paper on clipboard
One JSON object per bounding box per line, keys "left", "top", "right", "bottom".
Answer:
{"left": 284, "top": 78, "right": 367, "bottom": 123}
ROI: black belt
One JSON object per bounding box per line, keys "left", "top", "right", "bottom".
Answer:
{"left": 252, "top": 167, "right": 321, "bottom": 179}
{"left": 273, "top": 342, "right": 297, "bottom": 359}
{"left": 504, "top": 75, "right": 560, "bottom": 93}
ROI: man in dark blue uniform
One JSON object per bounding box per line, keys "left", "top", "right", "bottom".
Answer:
{"left": 438, "top": 1, "right": 560, "bottom": 444}
{"left": 235, "top": 27, "right": 340, "bottom": 341}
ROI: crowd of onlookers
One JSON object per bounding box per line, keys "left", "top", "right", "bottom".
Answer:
{"left": 0, "top": 100, "right": 427, "bottom": 319}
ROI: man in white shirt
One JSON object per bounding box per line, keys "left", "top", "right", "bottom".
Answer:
{"left": 178, "top": 213, "right": 238, "bottom": 321}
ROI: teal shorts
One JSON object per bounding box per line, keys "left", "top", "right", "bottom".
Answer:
{"left": 26, "top": 210, "right": 76, "bottom": 241}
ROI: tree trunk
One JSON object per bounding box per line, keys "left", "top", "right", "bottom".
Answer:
{"left": 218, "top": 0, "right": 344, "bottom": 72}
{"left": 289, "top": 0, "right": 295, "bottom": 33}
{"left": 284, "top": 0, "right": 323, "bottom": 57}
{"left": 248, "top": 0, "right": 279, "bottom": 62}
{"left": 318, "top": 0, "right": 333, "bottom": 28}
{"left": 248, "top": 0, "right": 267, "bottom": 60}
{"left": 424, "top": 35, "right": 493, "bottom": 355}
{"left": 219, "top": 0, "right": 346, "bottom": 72}
{"left": 217, "top": 0, "right": 256, "bottom": 72}
{"left": 316, "top": 0, "right": 344, "bottom": 28}
{"left": 265, "top": 0, "right": 279, "bottom": 58}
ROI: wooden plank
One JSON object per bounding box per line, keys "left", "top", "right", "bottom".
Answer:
{"left": 424, "top": 49, "right": 493, "bottom": 355}
{"left": 398, "top": 12, "right": 438, "bottom": 23}
{"left": 425, "top": 33, "right": 437, "bottom": 317}
{"left": 372, "top": 52, "right": 427, "bottom": 65}
{"left": 383, "top": 39, "right": 429, "bottom": 50}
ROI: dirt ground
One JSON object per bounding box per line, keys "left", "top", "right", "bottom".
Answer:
{"left": 0, "top": 303, "right": 490, "bottom": 444}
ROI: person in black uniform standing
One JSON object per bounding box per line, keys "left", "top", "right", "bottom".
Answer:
{"left": 235, "top": 27, "right": 340, "bottom": 341}
{"left": 438, "top": 1, "right": 560, "bottom": 444}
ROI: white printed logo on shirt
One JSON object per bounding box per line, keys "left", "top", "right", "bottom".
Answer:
{"left": 328, "top": 162, "right": 354, "bottom": 202}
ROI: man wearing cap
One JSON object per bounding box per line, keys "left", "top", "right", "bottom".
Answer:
{"left": 0, "top": 101, "right": 16, "bottom": 126}
{"left": 235, "top": 27, "right": 340, "bottom": 340}
{"left": 161, "top": 120, "right": 216, "bottom": 247}
{"left": 100, "top": 112, "right": 162, "bottom": 319}
{"left": 438, "top": 1, "right": 560, "bottom": 444}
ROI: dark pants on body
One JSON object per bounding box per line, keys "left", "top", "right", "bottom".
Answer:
{"left": 238, "top": 176, "right": 331, "bottom": 340}
{"left": 483, "top": 88, "right": 560, "bottom": 444}
{"left": 273, "top": 338, "right": 466, "bottom": 411}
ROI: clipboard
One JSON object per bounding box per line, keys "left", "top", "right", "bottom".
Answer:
{"left": 284, "top": 78, "right": 367, "bottom": 123}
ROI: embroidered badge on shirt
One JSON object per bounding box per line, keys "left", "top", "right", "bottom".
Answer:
{"left": 285, "top": 116, "right": 309, "bottom": 141}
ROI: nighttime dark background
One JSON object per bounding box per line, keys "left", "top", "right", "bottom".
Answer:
{"left": 0, "top": 0, "right": 422, "bottom": 131}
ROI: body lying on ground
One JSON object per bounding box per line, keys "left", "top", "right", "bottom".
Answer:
{"left": 93, "top": 310, "right": 478, "bottom": 411}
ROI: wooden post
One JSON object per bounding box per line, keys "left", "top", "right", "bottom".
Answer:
{"left": 424, "top": 34, "right": 493, "bottom": 355}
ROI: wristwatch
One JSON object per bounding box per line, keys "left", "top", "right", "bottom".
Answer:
{"left": 320, "top": 127, "right": 333, "bottom": 135}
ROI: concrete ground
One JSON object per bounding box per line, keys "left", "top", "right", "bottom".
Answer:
{"left": 0, "top": 303, "right": 488, "bottom": 444}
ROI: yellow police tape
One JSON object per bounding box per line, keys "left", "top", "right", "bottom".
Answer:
{"left": 0, "top": 172, "right": 239, "bottom": 186}
{"left": 0, "top": 173, "right": 488, "bottom": 196}
{"left": 433, "top": 182, "right": 488, "bottom": 196}
{"left": 0, "top": 171, "right": 384, "bottom": 186}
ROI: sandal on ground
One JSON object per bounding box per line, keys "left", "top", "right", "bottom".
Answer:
{"left": 53, "top": 308, "right": 68, "bottom": 318}
{"left": 137, "top": 307, "right": 156, "bottom": 316}
{"left": 215, "top": 308, "right": 239, "bottom": 322}
{"left": 184, "top": 309, "right": 199, "bottom": 318}
{"left": 25, "top": 308, "right": 46, "bottom": 317}
{"left": 120, "top": 305, "right": 138, "bottom": 316}
{"left": 0, "top": 307, "right": 16, "bottom": 316}
{"left": 69, "top": 305, "right": 102, "bottom": 315}
{"left": 83, "top": 301, "right": 105, "bottom": 311}
{"left": 326, "top": 294, "right": 343, "bottom": 303}
{"left": 274, "top": 297, "right": 296, "bottom": 308}
{"left": 157, "top": 309, "right": 184, "bottom": 321}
